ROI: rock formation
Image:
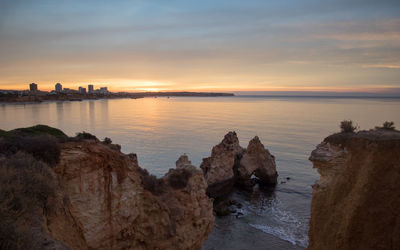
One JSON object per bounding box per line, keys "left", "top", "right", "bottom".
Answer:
{"left": 200, "top": 132, "right": 244, "bottom": 198}
{"left": 308, "top": 130, "right": 400, "bottom": 250}
{"left": 46, "top": 140, "right": 214, "bottom": 250}
{"left": 237, "top": 136, "right": 277, "bottom": 186}
{"left": 200, "top": 132, "right": 277, "bottom": 199}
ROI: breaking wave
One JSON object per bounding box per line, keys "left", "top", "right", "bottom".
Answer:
{"left": 249, "top": 199, "right": 309, "bottom": 248}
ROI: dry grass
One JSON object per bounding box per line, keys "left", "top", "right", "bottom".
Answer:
{"left": 0, "top": 152, "right": 58, "bottom": 249}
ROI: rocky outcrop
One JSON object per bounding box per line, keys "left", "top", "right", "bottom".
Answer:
{"left": 237, "top": 136, "right": 277, "bottom": 186}
{"left": 200, "top": 132, "right": 244, "bottom": 198}
{"left": 200, "top": 132, "right": 277, "bottom": 199}
{"left": 48, "top": 140, "right": 213, "bottom": 250}
{"left": 308, "top": 130, "right": 400, "bottom": 250}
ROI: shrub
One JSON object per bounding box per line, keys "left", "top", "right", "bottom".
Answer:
{"left": 340, "top": 120, "right": 358, "bottom": 133}
{"left": 0, "top": 129, "right": 7, "bottom": 138}
{"left": 138, "top": 168, "right": 164, "bottom": 195}
{"left": 9, "top": 125, "right": 67, "bottom": 141}
{"left": 103, "top": 137, "right": 112, "bottom": 144}
{"left": 0, "top": 135, "right": 61, "bottom": 166}
{"left": 75, "top": 131, "right": 98, "bottom": 141}
{"left": 167, "top": 168, "right": 192, "bottom": 189}
{"left": 382, "top": 121, "right": 395, "bottom": 130}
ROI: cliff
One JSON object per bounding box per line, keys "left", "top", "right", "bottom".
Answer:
{"left": 0, "top": 127, "right": 214, "bottom": 250}
{"left": 308, "top": 129, "right": 400, "bottom": 250}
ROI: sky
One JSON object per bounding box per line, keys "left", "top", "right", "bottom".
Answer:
{"left": 0, "top": 0, "right": 399, "bottom": 93}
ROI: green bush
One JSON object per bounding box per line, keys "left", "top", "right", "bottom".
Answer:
{"left": 8, "top": 125, "right": 67, "bottom": 141}
{"left": 340, "top": 120, "right": 358, "bottom": 133}
{"left": 0, "top": 129, "right": 7, "bottom": 137}
{"left": 0, "top": 135, "right": 61, "bottom": 166}
{"left": 103, "top": 137, "right": 112, "bottom": 144}
{"left": 75, "top": 131, "right": 98, "bottom": 141}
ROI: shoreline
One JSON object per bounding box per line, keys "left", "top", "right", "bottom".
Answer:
{"left": 0, "top": 91, "right": 234, "bottom": 104}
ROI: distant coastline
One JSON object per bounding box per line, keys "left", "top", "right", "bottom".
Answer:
{"left": 234, "top": 90, "right": 400, "bottom": 99}
{"left": 236, "top": 95, "right": 400, "bottom": 99}
{"left": 0, "top": 91, "right": 234, "bottom": 103}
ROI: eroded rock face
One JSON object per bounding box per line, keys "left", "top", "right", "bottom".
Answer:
{"left": 200, "top": 132, "right": 244, "bottom": 184}
{"left": 308, "top": 130, "right": 400, "bottom": 250}
{"left": 200, "top": 132, "right": 244, "bottom": 198}
{"left": 176, "top": 154, "right": 192, "bottom": 168}
{"left": 50, "top": 141, "right": 213, "bottom": 250}
{"left": 200, "top": 132, "right": 277, "bottom": 199}
{"left": 237, "top": 136, "right": 277, "bottom": 185}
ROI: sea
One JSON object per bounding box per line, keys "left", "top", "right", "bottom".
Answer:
{"left": 1, "top": 96, "right": 399, "bottom": 249}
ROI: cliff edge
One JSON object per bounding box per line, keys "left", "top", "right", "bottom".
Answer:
{"left": 0, "top": 126, "right": 214, "bottom": 250}
{"left": 308, "top": 129, "right": 400, "bottom": 250}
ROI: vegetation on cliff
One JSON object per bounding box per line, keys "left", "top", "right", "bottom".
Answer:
{"left": 0, "top": 144, "right": 60, "bottom": 249}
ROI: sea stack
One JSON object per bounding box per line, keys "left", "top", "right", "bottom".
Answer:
{"left": 237, "top": 136, "right": 278, "bottom": 186}
{"left": 200, "top": 132, "right": 277, "bottom": 199}
{"left": 308, "top": 129, "right": 400, "bottom": 250}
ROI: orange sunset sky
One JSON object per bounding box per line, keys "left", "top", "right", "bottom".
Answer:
{"left": 0, "top": 0, "right": 399, "bottom": 93}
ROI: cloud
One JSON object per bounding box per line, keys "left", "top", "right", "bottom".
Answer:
{"left": 362, "top": 64, "right": 400, "bottom": 69}
{"left": 0, "top": 0, "right": 400, "bottom": 91}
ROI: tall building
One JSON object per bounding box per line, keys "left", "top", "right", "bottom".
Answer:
{"left": 55, "top": 83, "right": 62, "bottom": 92}
{"left": 78, "top": 87, "right": 86, "bottom": 94}
{"left": 88, "top": 84, "right": 94, "bottom": 93}
{"left": 29, "top": 83, "right": 38, "bottom": 91}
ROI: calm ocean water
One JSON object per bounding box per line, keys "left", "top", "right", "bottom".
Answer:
{"left": 1, "top": 96, "right": 399, "bottom": 249}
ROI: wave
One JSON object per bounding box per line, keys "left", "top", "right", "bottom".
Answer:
{"left": 248, "top": 199, "right": 309, "bottom": 248}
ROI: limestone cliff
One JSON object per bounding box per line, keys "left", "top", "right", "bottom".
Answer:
{"left": 48, "top": 140, "right": 213, "bottom": 249}
{"left": 308, "top": 130, "right": 400, "bottom": 250}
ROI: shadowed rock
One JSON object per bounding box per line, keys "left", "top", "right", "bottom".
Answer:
{"left": 200, "top": 132, "right": 245, "bottom": 198}
{"left": 200, "top": 132, "right": 277, "bottom": 200}
{"left": 237, "top": 136, "right": 277, "bottom": 186}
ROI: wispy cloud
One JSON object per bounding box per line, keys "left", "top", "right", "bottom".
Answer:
{"left": 362, "top": 64, "right": 400, "bottom": 69}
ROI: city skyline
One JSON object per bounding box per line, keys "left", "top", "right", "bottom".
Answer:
{"left": 25, "top": 82, "right": 109, "bottom": 94}
{"left": 1, "top": 0, "right": 399, "bottom": 93}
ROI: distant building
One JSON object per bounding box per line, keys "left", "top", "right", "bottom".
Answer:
{"left": 63, "top": 88, "right": 77, "bottom": 94}
{"left": 99, "top": 87, "right": 108, "bottom": 94}
{"left": 55, "top": 83, "right": 62, "bottom": 92}
{"left": 78, "top": 87, "right": 87, "bottom": 94}
{"left": 88, "top": 84, "right": 94, "bottom": 93}
{"left": 29, "top": 83, "right": 38, "bottom": 92}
